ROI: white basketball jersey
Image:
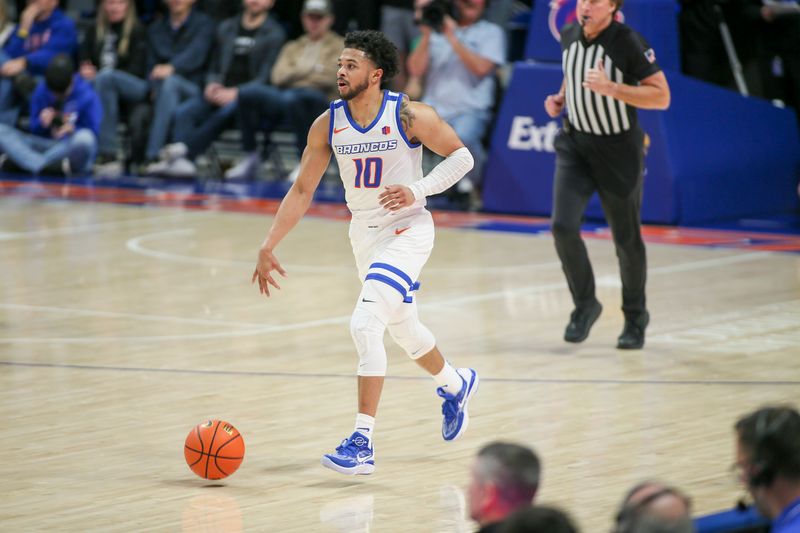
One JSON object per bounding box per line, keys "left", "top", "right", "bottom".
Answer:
{"left": 329, "top": 91, "right": 425, "bottom": 219}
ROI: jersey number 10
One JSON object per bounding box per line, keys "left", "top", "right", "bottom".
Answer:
{"left": 353, "top": 157, "right": 383, "bottom": 188}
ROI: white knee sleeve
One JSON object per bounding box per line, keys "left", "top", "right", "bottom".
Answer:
{"left": 350, "top": 304, "right": 388, "bottom": 377}
{"left": 387, "top": 307, "right": 436, "bottom": 360}
{"left": 351, "top": 270, "right": 423, "bottom": 375}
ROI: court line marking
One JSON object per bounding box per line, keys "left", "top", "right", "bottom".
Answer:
{"left": 0, "top": 312, "right": 350, "bottom": 343}
{"left": 0, "top": 303, "right": 269, "bottom": 328}
{"left": 0, "top": 360, "right": 797, "bottom": 386}
{"left": 0, "top": 251, "right": 775, "bottom": 343}
{"left": 125, "top": 228, "right": 563, "bottom": 274}
{"left": 0, "top": 212, "right": 194, "bottom": 241}
{"left": 124, "top": 228, "right": 771, "bottom": 276}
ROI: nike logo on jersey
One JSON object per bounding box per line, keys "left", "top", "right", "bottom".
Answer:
{"left": 362, "top": 298, "right": 376, "bottom": 303}
{"left": 395, "top": 227, "right": 411, "bottom": 235}
{"left": 333, "top": 126, "right": 350, "bottom": 134}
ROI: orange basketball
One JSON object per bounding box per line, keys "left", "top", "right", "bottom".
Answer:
{"left": 184, "top": 420, "right": 245, "bottom": 480}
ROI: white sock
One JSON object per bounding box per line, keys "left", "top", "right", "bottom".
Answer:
{"left": 354, "top": 413, "right": 375, "bottom": 442}
{"left": 434, "top": 362, "right": 463, "bottom": 396}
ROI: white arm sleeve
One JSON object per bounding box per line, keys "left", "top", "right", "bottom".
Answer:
{"left": 408, "top": 146, "right": 474, "bottom": 200}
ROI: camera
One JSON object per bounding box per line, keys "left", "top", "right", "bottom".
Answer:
{"left": 418, "top": 0, "right": 455, "bottom": 32}
{"left": 51, "top": 113, "right": 65, "bottom": 129}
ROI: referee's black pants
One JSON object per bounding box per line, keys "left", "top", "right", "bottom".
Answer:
{"left": 551, "top": 125, "right": 647, "bottom": 321}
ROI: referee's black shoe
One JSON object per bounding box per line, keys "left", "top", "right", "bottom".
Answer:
{"left": 617, "top": 312, "right": 650, "bottom": 350}
{"left": 564, "top": 300, "right": 602, "bottom": 343}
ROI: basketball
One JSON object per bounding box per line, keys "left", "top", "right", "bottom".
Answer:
{"left": 184, "top": 420, "right": 245, "bottom": 480}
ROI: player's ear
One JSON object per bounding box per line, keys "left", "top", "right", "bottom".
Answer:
{"left": 373, "top": 68, "right": 383, "bottom": 83}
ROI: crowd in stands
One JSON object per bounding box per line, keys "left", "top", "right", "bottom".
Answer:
{"left": 679, "top": 0, "right": 799, "bottom": 119}
{"left": 0, "top": 0, "right": 796, "bottom": 210}
{"left": 468, "top": 403, "right": 800, "bottom": 533}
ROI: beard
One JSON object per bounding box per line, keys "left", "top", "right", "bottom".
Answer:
{"left": 340, "top": 78, "right": 370, "bottom": 101}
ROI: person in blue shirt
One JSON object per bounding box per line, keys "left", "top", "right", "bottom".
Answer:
{"left": 0, "top": 0, "right": 77, "bottom": 124}
{"left": 0, "top": 54, "right": 100, "bottom": 175}
{"left": 734, "top": 405, "right": 800, "bottom": 533}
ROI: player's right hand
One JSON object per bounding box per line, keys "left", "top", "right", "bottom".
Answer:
{"left": 252, "top": 248, "right": 287, "bottom": 298}
{"left": 544, "top": 94, "right": 565, "bottom": 118}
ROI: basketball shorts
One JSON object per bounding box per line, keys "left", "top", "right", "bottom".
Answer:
{"left": 349, "top": 208, "right": 435, "bottom": 289}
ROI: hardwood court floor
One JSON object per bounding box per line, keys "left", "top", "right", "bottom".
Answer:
{"left": 1, "top": 187, "right": 798, "bottom": 532}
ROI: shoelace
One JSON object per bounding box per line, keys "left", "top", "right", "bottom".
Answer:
{"left": 335, "top": 437, "right": 365, "bottom": 457}
{"left": 441, "top": 397, "right": 458, "bottom": 420}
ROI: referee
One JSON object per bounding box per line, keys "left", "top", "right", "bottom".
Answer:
{"left": 544, "top": 0, "right": 670, "bottom": 349}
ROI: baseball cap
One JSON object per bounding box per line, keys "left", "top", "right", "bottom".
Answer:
{"left": 302, "top": 0, "right": 331, "bottom": 15}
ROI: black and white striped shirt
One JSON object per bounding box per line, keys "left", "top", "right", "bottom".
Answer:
{"left": 560, "top": 21, "right": 660, "bottom": 136}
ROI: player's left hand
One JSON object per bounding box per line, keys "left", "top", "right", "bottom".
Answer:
{"left": 583, "top": 58, "right": 614, "bottom": 97}
{"left": 379, "top": 185, "right": 415, "bottom": 212}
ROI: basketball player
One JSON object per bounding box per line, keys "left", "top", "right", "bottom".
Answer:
{"left": 252, "top": 30, "right": 479, "bottom": 475}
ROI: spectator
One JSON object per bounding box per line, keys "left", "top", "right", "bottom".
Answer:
{"left": 142, "top": 0, "right": 214, "bottom": 166}
{"left": 149, "top": 0, "right": 286, "bottom": 177}
{"left": 0, "top": 54, "right": 100, "bottom": 175}
{"left": 271, "top": 0, "right": 304, "bottom": 40}
{"left": 678, "top": 0, "right": 760, "bottom": 94}
{"left": 468, "top": 442, "right": 541, "bottom": 533}
{"left": 0, "top": 0, "right": 77, "bottom": 125}
{"left": 135, "top": 0, "right": 165, "bottom": 25}
{"left": 380, "top": 0, "right": 417, "bottom": 92}
{"left": 196, "top": 0, "right": 240, "bottom": 22}
{"left": 79, "top": 0, "right": 148, "bottom": 175}
{"left": 0, "top": 3, "right": 14, "bottom": 49}
{"left": 407, "top": 0, "right": 506, "bottom": 207}
{"left": 734, "top": 405, "right": 800, "bottom": 533}
{"left": 14, "top": 0, "right": 68, "bottom": 19}
{"left": 330, "top": 0, "right": 378, "bottom": 36}
{"left": 484, "top": 0, "right": 519, "bottom": 28}
{"left": 498, "top": 505, "right": 580, "bottom": 533}
{"left": 613, "top": 481, "right": 694, "bottom": 533}
{"left": 224, "top": 0, "right": 340, "bottom": 181}
{"left": 745, "top": 0, "right": 800, "bottom": 122}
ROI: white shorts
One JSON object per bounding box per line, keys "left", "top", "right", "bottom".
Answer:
{"left": 349, "top": 208, "right": 435, "bottom": 291}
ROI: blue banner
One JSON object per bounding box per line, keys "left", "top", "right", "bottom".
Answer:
{"left": 483, "top": 62, "right": 800, "bottom": 225}
{"left": 524, "top": 0, "right": 681, "bottom": 72}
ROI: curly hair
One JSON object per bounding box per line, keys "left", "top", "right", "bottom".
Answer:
{"left": 343, "top": 30, "right": 399, "bottom": 87}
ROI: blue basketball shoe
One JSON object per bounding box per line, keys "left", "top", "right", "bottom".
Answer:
{"left": 437, "top": 367, "right": 479, "bottom": 441}
{"left": 321, "top": 431, "right": 375, "bottom": 475}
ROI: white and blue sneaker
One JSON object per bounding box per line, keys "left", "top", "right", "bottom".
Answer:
{"left": 321, "top": 431, "right": 375, "bottom": 475}
{"left": 437, "top": 368, "right": 479, "bottom": 441}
